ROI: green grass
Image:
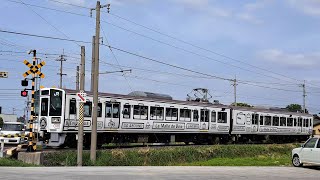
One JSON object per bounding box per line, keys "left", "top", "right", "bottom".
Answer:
{"left": 0, "top": 158, "right": 38, "bottom": 167}
{"left": 42, "top": 144, "right": 298, "bottom": 166}
{"left": 181, "top": 155, "right": 291, "bottom": 166}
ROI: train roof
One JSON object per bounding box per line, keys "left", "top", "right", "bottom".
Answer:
{"left": 63, "top": 89, "right": 312, "bottom": 117}
{"left": 231, "top": 106, "right": 312, "bottom": 117}
{"left": 64, "top": 89, "right": 229, "bottom": 109}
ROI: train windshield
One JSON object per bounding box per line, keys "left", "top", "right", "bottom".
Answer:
{"left": 2, "top": 124, "right": 23, "bottom": 131}
{"left": 49, "top": 89, "right": 63, "bottom": 116}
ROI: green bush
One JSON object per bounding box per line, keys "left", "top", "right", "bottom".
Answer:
{"left": 42, "top": 144, "right": 298, "bottom": 166}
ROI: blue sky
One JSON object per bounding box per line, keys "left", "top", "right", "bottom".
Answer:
{"left": 0, "top": 0, "right": 320, "bottom": 116}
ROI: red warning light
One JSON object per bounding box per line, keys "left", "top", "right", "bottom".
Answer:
{"left": 21, "top": 90, "right": 28, "bottom": 97}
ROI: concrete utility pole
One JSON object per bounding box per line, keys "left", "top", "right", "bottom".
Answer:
{"left": 302, "top": 80, "right": 306, "bottom": 113}
{"left": 56, "top": 51, "right": 67, "bottom": 88}
{"left": 91, "top": 36, "right": 95, "bottom": 92}
{"left": 90, "top": 1, "right": 110, "bottom": 163}
{"left": 77, "top": 46, "right": 85, "bottom": 166}
{"left": 76, "top": 66, "right": 79, "bottom": 91}
{"left": 232, "top": 76, "right": 238, "bottom": 106}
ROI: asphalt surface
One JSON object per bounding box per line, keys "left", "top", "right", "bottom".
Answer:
{"left": 0, "top": 166, "right": 319, "bottom": 180}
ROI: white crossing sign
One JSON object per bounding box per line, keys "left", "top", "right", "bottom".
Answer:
{"left": 0, "top": 71, "right": 8, "bottom": 78}
{"left": 76, "top": 92, "right": 87, "bottom": 103}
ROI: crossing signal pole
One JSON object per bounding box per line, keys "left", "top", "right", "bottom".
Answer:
{"left": 90, "top": 1, "right": 110, "bottom": 163}
{"left": 22, "top": 49, "right": 46, "bottom": 152}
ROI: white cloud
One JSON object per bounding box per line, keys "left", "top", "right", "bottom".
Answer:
{"left": 236, "top": 13, "right": 263, "bottom": 24}
{"left": 257, "top": 49, "right": 320, "bottom": 68}
{"left": 173, "top": 0, "right": 231, "bottom": 18}
{"left": 236, "top": 0, "right": 273, "bottom": 24}
{"left": 48, "top": 0, "right": 86, "bottom": 6}
{"left": 288, "top": 0, "right": 320, "bottom": 17}
{"left": 244, "top": 0, "right": 272, "bottom": 11}
{"left": 174, "top": 0, "right": 209, "bottom": 8}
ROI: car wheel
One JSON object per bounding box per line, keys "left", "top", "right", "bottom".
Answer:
{"left": 292, "top": 155, "right": 303, "bottom": 167}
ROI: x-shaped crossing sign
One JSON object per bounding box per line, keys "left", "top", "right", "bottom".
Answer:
{"left": 23, "top": 60, "right": 46, "bottom": 78}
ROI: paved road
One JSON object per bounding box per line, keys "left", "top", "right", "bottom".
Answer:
{"left": 0, "top": 166, "right": 319, "bottom": 180}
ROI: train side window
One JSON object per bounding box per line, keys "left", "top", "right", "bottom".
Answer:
{"left": 294, "top": 118, "right": 297, "bottom": 126}
{"left": 166, "top": 108, "right": 178, "bottom": 121}
{"left": 97, "top": 103, "right": 102, "bottom": 117}
{"left": 84, "top": 102, "right": 92, "bottom": 117}
{"left": 280, "top": 117, "right": 286, "bottom": 126}
{"left": 133, "top": 105, "right": 148, "bottom": 120}
{"left": 193, "top": 110, "right": 199, "bottom": 122}
{"left": 287, "top": 118, "right": 293, "bottom": 126}
{"left": 113, "top": 104, "right": 120, "bottom": 118}
{"left": 151, "top": 106, "right": 164, "bottom": 120}
{"left": 69, "top": 99, "right": 76, "bottom": 115}
{"left": 264, "top": 116, "right": 271, "bottom": 126}
{"left": 298, "top": 118, "right": 302, "bottom": 127}
{"left": 180, "top": 109, "right": 191, "bottom": 121}
{"left": 211, "top": 111, "right": 216, "bottom": 122}
{"left": 123, "top": 104, "right": 131, "bottom": 119}
{"left": 259, "top": 116, "right": 263, "bottom": 125}
{"left": 218, "top": 112, "right": 227, "bottom": 123}
{"left": 272, "top": 116, "right": 279, "bottom": 126}
{"left": 252, "top": 114, "right": 258, "bottom": 125}
{"left": 200, "top": 109, "right": 209, "bottom": 122}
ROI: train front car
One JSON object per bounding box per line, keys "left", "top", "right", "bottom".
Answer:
{"left": 37, "top": 88, "right": 65, "bottom": 147}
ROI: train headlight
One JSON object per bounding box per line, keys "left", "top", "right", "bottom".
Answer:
{"left": 51, "top": 117, "right": 61, "bottom": 123}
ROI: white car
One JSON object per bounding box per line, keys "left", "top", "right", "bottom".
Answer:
{"left": 292, "top": 136, "right": 320, "bottom": 167}
{"left": 0, "top": 122, "right": 27, "bottom": 144}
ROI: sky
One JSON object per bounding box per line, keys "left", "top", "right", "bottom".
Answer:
{"left": 0, "top": 0, "right": 320, "bottom": 116}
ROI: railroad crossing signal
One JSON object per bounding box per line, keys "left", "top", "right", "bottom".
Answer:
{"left": 21, "top": 90, "right": 28, "bottom": 97}
{"left": 22, "top": 60, "right": 46, "bottom": 78}
{"left": 0, "top": 71, "right": 8, "bottom": 78}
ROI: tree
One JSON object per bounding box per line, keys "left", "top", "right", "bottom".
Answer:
{"left": 0, "top": 117, "right": 3, "bottom": 128}
{"left": 286, "top": 104, "right": 302, "bottom": 112}
{"left": 231, "top": 102, "right": 252, "bottom": 107}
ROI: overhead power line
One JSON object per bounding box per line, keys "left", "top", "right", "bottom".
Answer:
{"left": 0, "top": 29, "right": 91, "bottom": 44}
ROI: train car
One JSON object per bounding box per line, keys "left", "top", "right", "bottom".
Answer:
{"left": 36, "top": 88, "right": 231, "bottom": 147}
{"left": 231, "top": 107, "right": 313, "bottom": 143}
{"left": 35, "top": 88, "right": 313, "bottom": 147}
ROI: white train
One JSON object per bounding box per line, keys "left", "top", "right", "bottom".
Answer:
{"left": 35, "top": 88, "right": 313, "bottom": 147}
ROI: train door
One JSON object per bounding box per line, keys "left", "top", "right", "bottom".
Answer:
{"left": 246, "top": 113, "right": 251, "bottom": 132}
{"left": 200, "top": 109, "right": 209, "bottom": 130}
{"left": 251, "top": 113, "right": 258, "bottom": 132}
{"left": 104, "top": 102, "right": 120, "bottom": 129}
{"left": 298, "top": 117, "right": 303, "bottom": 133}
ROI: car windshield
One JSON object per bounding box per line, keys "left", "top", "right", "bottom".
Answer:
{"left": 1, "top": 124, "right": 23, "bottom": 131}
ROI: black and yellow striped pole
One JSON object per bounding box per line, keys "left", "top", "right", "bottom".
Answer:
{"left": 27, "top": 50, "right": 37, "bottom": 152}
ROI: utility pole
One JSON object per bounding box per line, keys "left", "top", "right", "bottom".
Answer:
{"left": 90, "top": 1, "right": 110, "bottom": 163}
{"left": 76, "top": 66, "right": 80, "bottom": 91}
{"left": 91, "top": 36, "right": 95, "bottom": 92}
{"left": 232, "top": 75, "right": 238, "bottom": 106}
{"left": 302, "top": 80, "right": 306, "bottom": 113}
{"left": 56, "top": 50, "right": 67, "bottom": 88}
{"left": 77, "top": 46, "right": 85, "bottom": 166}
